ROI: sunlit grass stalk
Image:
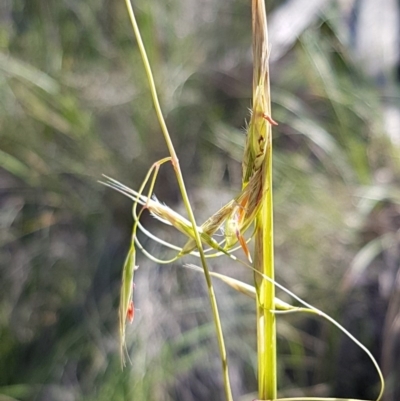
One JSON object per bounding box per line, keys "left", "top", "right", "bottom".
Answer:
{"left": 123, "top": 1, "right": 233, "bottom": 400}
{"left": 250, "top": 1, "right": 277, "bottom": 399}
{"left": 255, "top": 145, "right": 277, "bottom": 400}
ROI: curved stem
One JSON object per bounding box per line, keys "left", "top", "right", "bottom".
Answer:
{"left": 123, "top": 2, "right": 233, "bottom": 400}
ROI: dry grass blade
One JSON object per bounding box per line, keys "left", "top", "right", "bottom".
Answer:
{"left": 179, "top": 168, "right": 264, "bottom": 259}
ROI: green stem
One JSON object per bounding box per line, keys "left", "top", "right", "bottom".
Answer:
{"left": 255, "top": 143, "right": 277, "bottom": 400}
{"left": 252, "top": 0, "right": 277, "bottom": 398}
{"left": 123, "top": 2, "right": 232, "bottom": 400}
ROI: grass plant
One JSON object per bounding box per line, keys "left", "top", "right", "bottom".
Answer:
{"left": 1, "top": 1, "right": 396, "bottom": 401}
{"left": 103, "top": 1, "right": 387, "bottom": 401}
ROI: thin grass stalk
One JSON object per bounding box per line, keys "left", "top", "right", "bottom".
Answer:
{"left": 123, "top": 1, "right": 233, "bottom": 400}
{"left": 255, "top": 144, "right": 277, "bottom": 400}
{"left": 252, "top": 0, "right": 277, "bottom": 399}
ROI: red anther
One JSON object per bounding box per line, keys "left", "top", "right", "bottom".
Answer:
{"left": 127, "top": 300, "right": 135, "bottom": 323}
{"left": 262, "top": 113, "right": 278, "bottom": 126}
{"left": 236, "top": 229, "right": 252, "bottom": 264}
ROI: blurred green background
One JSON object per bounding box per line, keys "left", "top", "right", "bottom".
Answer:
{"left": 1, "top": 0, "right": 400, "bottom": 400}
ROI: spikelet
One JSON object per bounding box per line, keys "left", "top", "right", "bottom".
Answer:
{"left": 119, "top": 246, "right": 137, "bottom": 366}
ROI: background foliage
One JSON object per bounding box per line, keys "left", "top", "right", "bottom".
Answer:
{"left": 1, "top": 1, "right": 400, "bottom": 400}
